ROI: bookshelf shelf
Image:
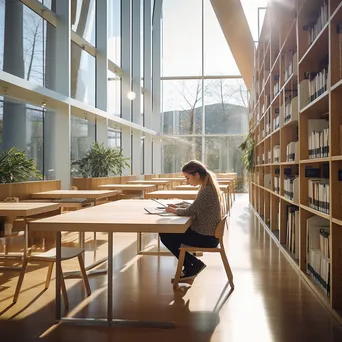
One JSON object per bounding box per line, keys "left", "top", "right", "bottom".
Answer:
{"left": 300, "top": 158, "right": 330, "bottom": 164}
{"left": 300, "top": 204, "right": 330, "bottom": 220}
{"left": 250, "top": 0, "right": 342, "bottom": 320}
{"left": 280, "top": 195, "right": 299, "bottom": 206}
{"left": 332, "top": 218, "right": 342, "bottom": 226}
{"left": 300, "top": 91, "right": 329, "bottom": 115}
{"left": 298, "top": 23, "right": 329, "bottom": 65}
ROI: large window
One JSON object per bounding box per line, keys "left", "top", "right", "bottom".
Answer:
{"left": 71, "top": 42, "right": 96, "bottom": 107}
{"left": 162, "top": 0, "right": 202, "bottom": 77}
{"left": 162, "top": 0, "right": 249, "bottom": 179}
{"left": 0, "top": 1, "right": 52, "bottom": 88}
{"left": 0, "top": 96, "right": 44, "bottom": 175}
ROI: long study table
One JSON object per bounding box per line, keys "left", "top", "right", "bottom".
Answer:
{"left": 29, "top": 199, "right": 192, "bottom": 328}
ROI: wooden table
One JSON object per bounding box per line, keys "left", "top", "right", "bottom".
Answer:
{"left": 127, "top": 180, "right": 170, "bottom": 189}
{"left": 29, "top": 200, "right": 192, "bottom": 328}
{"left": 31, "top": 190, "right": 120, "bottom": 275}
{"left": 98, "top": 184, "right": 156, "bottom": 198}
{"left": 151, "top": 177, "right": 185, "bottom": 187}
{"left": 0, "top": 202, "right": 60, "bottom": 270}
{"left": 145, "top": 190, "right": 199, "bottom": 200}
{"left": 31, "top": 190, "right": 119, "bottom": 204}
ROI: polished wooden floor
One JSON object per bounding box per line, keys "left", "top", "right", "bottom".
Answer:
{"left": 1, "top": 194, "right": 342, "bottom": 342}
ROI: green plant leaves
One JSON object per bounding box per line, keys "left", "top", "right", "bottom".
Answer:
{"left": 239, "top": 132, "right": 255, "bottom": 173}
{"left": 0, "top": 147, "right": 42, "bottom": 183}
{"left": 72, "top": 142, "right": 130, "bottom": 178}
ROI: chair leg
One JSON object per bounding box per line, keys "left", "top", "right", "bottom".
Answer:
{"left": 173, "top": 249, "right": 186, "bottom": 289}
{"left": 60, "top": 268, "right": 69, "bottom": 308}
{"left": 220, "top": 249, "right": 234, "bottom": 289}
{"left": 77, "top": 254, "right": 91, "bottom": 296}
{"left": 45, "top": 262, "right": 54, "bottom": 289}
{"left": 13, "top": 258, "right": 29, "bottom": 303}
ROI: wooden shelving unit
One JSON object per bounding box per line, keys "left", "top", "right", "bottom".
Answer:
{"left": 249, "top": 0, "right": 342, "bottom": 324}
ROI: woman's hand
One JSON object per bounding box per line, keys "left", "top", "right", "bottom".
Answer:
{"left": 166, "top": 205, "right": 177, "bottom": 213}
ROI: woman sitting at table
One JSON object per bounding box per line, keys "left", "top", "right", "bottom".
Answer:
{"left": 159, "top": 160, "right": 224, "bottom": 282}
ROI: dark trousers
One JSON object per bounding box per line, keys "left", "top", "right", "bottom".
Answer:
{"left": 160, "top": 228, "right": 219, "bottom": 269}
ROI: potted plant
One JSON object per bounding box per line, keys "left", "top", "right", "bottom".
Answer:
{"left": 0, "top": 147, "right": 42, "bottom": 183}
{"left": 72, "top": 142, "right": 130, "bottom": 178}
{"left": 239, "top": 131, "right": 255, "bottom": 174}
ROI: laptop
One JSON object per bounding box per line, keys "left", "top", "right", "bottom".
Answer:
{"left": 144, "top": 207, "right": 175, "bottom": 216}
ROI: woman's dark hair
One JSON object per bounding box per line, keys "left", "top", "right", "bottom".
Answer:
{"left": 182, "top": 160, "right": 223, "bottom": 214}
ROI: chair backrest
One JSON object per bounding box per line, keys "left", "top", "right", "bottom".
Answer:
{"left": 214, "top": 214, "right": 228, "bottom": 239}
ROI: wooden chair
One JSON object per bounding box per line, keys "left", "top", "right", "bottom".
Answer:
{"left": 173, "top": 214, "right": 234, "bottom": 289}
{"left": 13, "top": 247, "right": 91, "bottom": 307}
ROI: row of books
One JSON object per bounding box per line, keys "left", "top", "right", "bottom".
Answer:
{"left": 273, "top": 145, "right": 280, "bottom": 163}
{"left": 307, "top": 69, "right": 328, "bottom": 103}
{"left": 306, "top": 1, "right": 328, "bottom": 47}
{"left": 273, "top": 76, "right": 280, "bottom": 98}
{"left": 308, "top": 119, "right": 329, "bottom": 159}
{"left": 285, "top": 206, "right": 299, "bottom": 258}
{"left": 273, "top": 108, "right": 280, "bottom": 131}
{"left": 308, "top": 179, "right": 330, "bottom": 214}
{"left": 283, "top": 96, "right": 298, "bottom": 125}
{"left": 286, "top": 141, "right": 298, "bottom": 162}
{"left": 284, "top": 177, "right": 299, "bottom": 202}
{"left": 284, "top": 52, "right": 298, "bottom": 82}
{"left": 307, "top": 215, "right": 330, "bottom": 297}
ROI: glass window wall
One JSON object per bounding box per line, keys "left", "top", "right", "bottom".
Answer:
{"left": 71, "top": 0, "right": 96, "bottom": 46}
{"left": 162, "top": 0, "right": 202, "bottom": 77}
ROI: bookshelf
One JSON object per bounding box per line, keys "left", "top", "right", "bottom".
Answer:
{"left": 249, "top": 0, "right": 342, "bottom": 323}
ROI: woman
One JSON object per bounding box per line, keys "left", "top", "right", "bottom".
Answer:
{"left": 160, "top": 160, "right": 224, "bottom": 282}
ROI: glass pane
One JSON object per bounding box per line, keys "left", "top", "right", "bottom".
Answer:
{"left": 162, "top": 80, "right": 203, "bottom": 134}
{"left": 71, "top": 42, "right": 96, "bottom": 107}
{"left": 70, "top": 115, "right": 96, "bottom": 176}
{"left": 0, "top": 1, "right": 47, "bottom": 87}
{"left": 204, "top": 79, "right": 248, "bottom": 134}
{"left": 204, "top": 136, "right": 246, "bottom": 175}
{"left": 108, "top": 129, "right": 121, "bottom": 148}
{"left": 162, "top": 136, "right": 202, "bottom": 173}
{"left": 71, "top": 0, "right": 96, "bottom": 46}
{"left": 162, "top": 0, "right": 202, "bottom": 77}
{"left": 108, "top": 0, "right": 121, "bottom": 65}
{"left": 204, "top": 0, "right": 240, "bottom": 76}
{"left": 0, "top": 96, "right": 44, "bottom": 175}
{"left": 107, "top": 70, "right": 121, "bottom": 116}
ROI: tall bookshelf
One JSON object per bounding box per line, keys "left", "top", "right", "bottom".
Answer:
{"left": 249, "top": 0, "right": 342, "bottom": 323}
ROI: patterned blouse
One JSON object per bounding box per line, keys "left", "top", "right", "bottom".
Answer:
{"left": 175, "top": 184, "right": 222, "bottom": 236}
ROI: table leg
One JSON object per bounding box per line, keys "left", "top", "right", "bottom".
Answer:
{"left": 56, "top": 231, "right": 62, "bottom": 320}
{"left": 107, "top": 232, "right": 113, "bottom": 324}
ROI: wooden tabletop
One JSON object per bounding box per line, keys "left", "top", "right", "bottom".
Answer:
{"left": 31, "top": 190, "right": 120, "bottom": 199}
{"left": 0, "top": 202, "right": 60, "bottom": 217}
{"left": 98, "top": 184, "right": 156, "bottom": 191}
{"left": 151, "top": 177, "right": 185, "bottom": 182}
{"left": 144, "top": 190, "right": 199, "bottom": 200}
{"left": 29, "top": 200, "right": 192, "bottom": 234}
{"left": 127, "top": 180, "right": 170, "bottom": 185}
